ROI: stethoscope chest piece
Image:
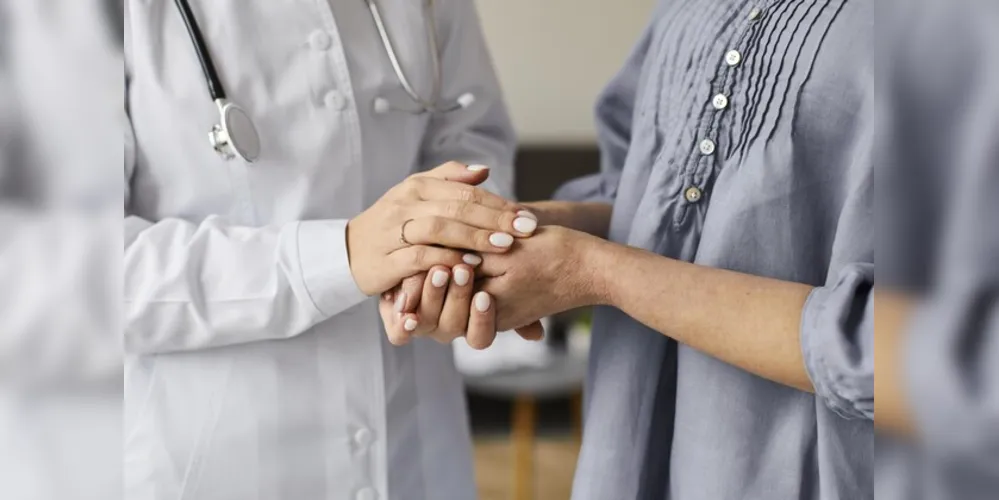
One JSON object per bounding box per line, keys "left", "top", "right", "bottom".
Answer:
{"left": 210, "top": 99, "right": 260, "bottom": 163}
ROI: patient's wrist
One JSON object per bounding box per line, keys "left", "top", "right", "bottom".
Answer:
{"left": 573, "top": 233, "right": 616, "bottom": 307}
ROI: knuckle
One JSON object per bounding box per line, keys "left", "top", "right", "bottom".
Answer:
{"left": 403, "top": 177, "right": 424, "bottom": 197}
{"left": 444, "top": 201, "right": 464, "bottom": 219}
{"left": 456, "top": 185, "right": 476, "bottom": 203}
{"left": 477, "top": 230, "right": 494, "bottom": 249}
{"left": 499, "top": 211, "right": 514, "bottom": 230}
{"left": 468, "top": 188, "right": 484, "bottom": 204}
{"left": 428, "top": 217, "right": 447, "bottom": 238}
{"left": 388, "top": 201, "right": 407, "bottom": 219}
{"left": 410, "top": 247, "right": 428, "bottom": 268}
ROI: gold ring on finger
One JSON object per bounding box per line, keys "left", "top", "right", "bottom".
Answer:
{"left": 399, "top": 219, "right": 416, "bottom": 246}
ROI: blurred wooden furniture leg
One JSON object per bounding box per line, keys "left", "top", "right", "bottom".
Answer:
{"left": 512, "top": 395, "right": 536, "bottom": 500}
{"left": 571, "top": 390, "right": 583, "bottom": 442}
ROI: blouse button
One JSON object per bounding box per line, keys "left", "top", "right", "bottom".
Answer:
{"left": 725, "top": 49, "right": 742, "bottom": 66}
{"left": 748, "top": 7, "right": 763, "bottom": 21}
{"left": 684, "top": 186, "right": 704, "bottom": 203}
{"left": 712, "top": 94, "right": 729, "bottom": 110}
{"left": 699, "top": 139, "right": 716, "bottom": 156}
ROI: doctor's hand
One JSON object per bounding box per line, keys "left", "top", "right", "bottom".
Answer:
{"left": 346, "top": 162, "right": 538, "bottom": 296}
{"left": 378, "top": 264, "right": 504, "bottom": 348}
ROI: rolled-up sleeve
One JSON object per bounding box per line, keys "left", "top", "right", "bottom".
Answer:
{"left": 801, "top": 263, "right": 875, "bottom": 420}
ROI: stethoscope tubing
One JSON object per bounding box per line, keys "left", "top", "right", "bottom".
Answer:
{"left": 366, "top": 0, "right": 444, "bottom": 113}
{"left": 172, "top": 0, "right": 468, "bottom": 162}
{"left": 173, "top": 0, "right": 227, "bottom": 101}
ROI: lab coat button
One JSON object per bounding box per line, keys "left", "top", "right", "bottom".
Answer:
{"left": 355, "top": 487, "right": 377, "bottom": 500}
{"left": 748, "top": 7, "right": 763, "bottom": 20}
{"left": 324, "top": 90, "right": 348, "bottom": 110}
{"left": 354, "top": 428, "right": 373, "bottom": 448}
{"left": 310, "top": 31, "right": 332, "bottom": 51}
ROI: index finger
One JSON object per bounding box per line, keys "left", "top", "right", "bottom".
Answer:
{"left": 413, "top": 161, "right": 491, "bottom": 186}
{"left": 413, "top": 177, "right": 519, "bottom": 211}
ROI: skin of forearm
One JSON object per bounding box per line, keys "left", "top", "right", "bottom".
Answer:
{"left": 873, "top": 291, "right": 916, "bottom": 437}
{"left": 582, "top": 239, "right": 815, "bottom": 393}
{"left": 524, "top": 201, "right": 612, "bottom": 238}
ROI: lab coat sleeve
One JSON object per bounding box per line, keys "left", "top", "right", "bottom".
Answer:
{"left": 123, "top": 92, "right": 367, "bottom": 357}
{"left": 416, "top": 0, "right": 516, "bottom": 199}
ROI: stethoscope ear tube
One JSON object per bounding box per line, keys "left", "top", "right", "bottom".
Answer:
{"left": 174, "top": 0, "right": 227, "bottom": 101}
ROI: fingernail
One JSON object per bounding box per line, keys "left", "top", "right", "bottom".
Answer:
{"left": 462, "top": 253, "right": 482, "bottom": 266}
{"left": 394, "top": 293, "right": 407, "bottom": 313}
{"left": 489, "top": 232, "right": 514, "bottom": 248}
{"left": 513, "top": 216, "right": 537, "bottom": 234}
{"left": 517, "top": 210, "right": 538, "bottom": 221}
{"left": 467, "top": 164, "right": 490, "bottom": 171}
{"left": 454, "top": 267, "right": 471, "bottom": 286}
{"left": 431, "top": 270, "right": 449, "bottom": 288}
{"left": 404, "top": 318, "right": 419, "bottom": 331}
{"left": 474, "top": 292, "right": 491, "bottom": 312}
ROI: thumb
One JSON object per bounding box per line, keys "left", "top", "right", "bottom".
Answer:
{"left": 418, "top": 161, "right": 491, "bottom": 186}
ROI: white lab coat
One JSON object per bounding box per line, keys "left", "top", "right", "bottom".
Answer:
{"left": 124, "top": 1, "right": 515, "bottom": 499}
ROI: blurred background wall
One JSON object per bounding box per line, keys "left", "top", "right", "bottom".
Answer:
{"left": 464, "top": 2, "right": 656, "bottom": 499}
{"left": 477, "top": 0, "right": 657, "bottom": 145}
{"left": 476, "top": 0, "right": 656, "bottom": 201}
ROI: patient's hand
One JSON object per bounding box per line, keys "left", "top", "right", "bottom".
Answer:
{"left": 478, "top": 226, "right": 603, "bottom": 332}
{"left": 382, "top": 225, "right": 599, "bottom": 346}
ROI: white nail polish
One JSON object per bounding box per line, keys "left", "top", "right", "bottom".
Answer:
{"left": 513, "top": 216, "right": 537, "bottom": 234}
{"left": 489, "top": 232, "right": 514, "bottom": 247}
{"left": 467, "top": 164, "right": 490, "bottom": 171}
{"left": 404, "top": 318, "right": 418, "bottom": 331}
{"left": 431, "top": 270, "right": 449, "bottom": 288}
{"left": 454, "top": 267, "right": 471, "bottom": 286}
{"left": 474, "top": 292, "right": 491, "bottom": 312}
{"left": 394, "top": 293, "right": 407, "bottom": 313}
{"left": 462, "top": 253, "right": 482, "bottom": 266}
{"left": 517, "top": 210, "right": 538, "bottom": 221}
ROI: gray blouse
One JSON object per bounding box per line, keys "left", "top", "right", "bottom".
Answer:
{"left": 566, "top": 1, "right": 875, "bottom": 498}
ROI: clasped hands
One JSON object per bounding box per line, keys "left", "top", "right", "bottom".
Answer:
{"left": 346, "top": 162, "right": 596, "bottom": 349}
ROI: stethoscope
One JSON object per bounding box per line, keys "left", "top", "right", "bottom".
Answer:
{"left": 173, "top": 0, "right": 475, "bottom": 163}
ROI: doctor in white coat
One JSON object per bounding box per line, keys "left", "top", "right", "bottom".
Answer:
{"left": 124, "top": 1, "right": 528, "bottom": 499}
